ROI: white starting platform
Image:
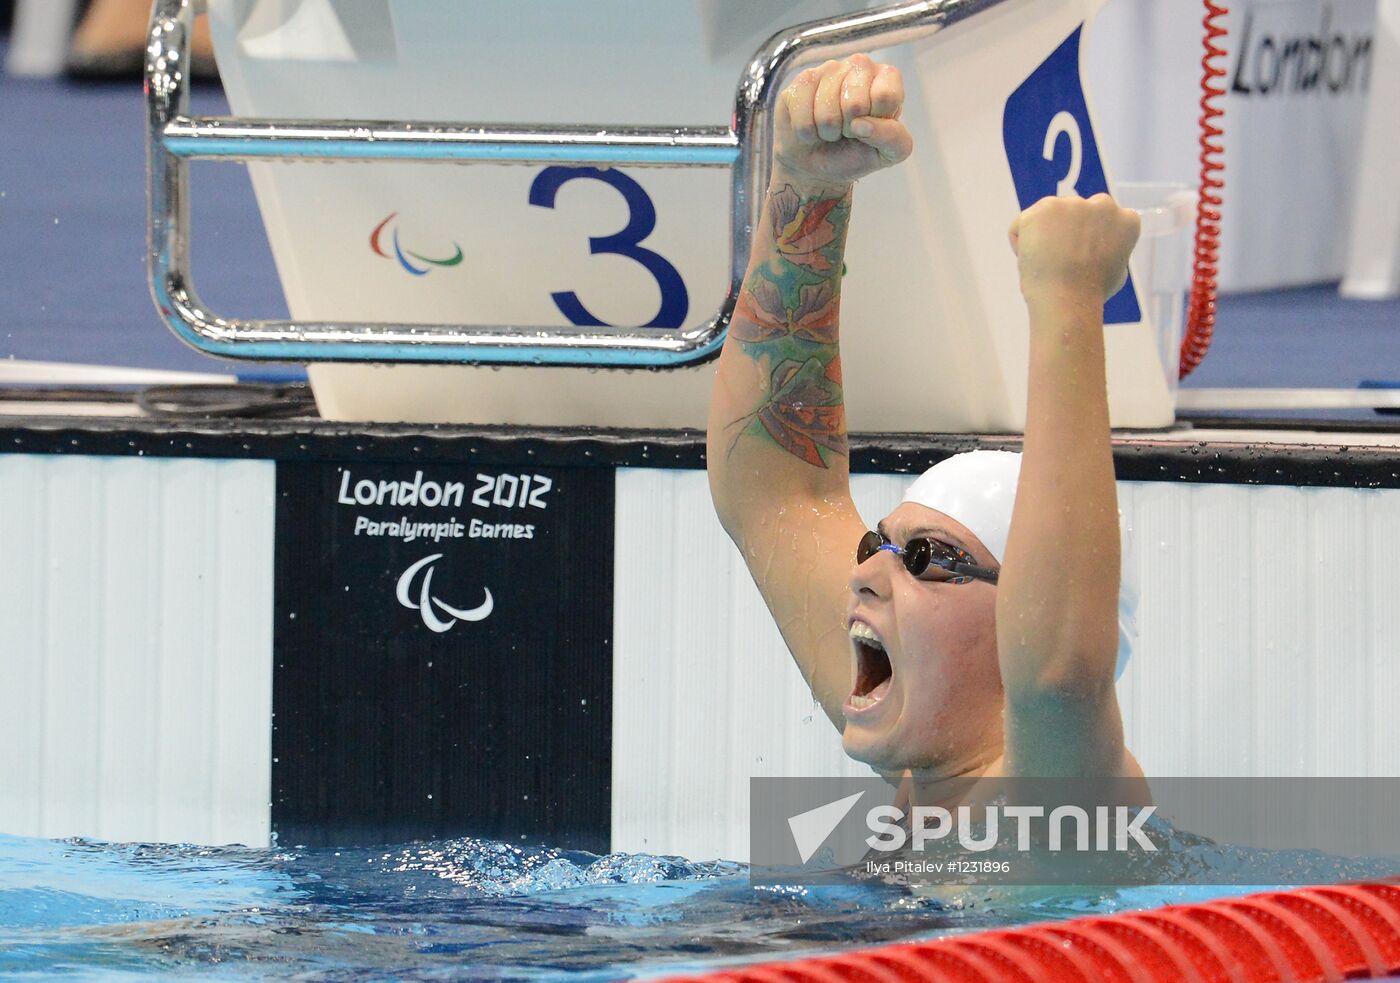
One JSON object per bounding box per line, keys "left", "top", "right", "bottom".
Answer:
{"left": 175, "top": 0, "right": 1191, "bottom": 432}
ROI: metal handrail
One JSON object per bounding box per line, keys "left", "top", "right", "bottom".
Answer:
{"left": 146, "top": 0, "right": 1012, "bottom": 367}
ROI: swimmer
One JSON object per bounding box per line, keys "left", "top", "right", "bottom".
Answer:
{"left": 706, "top": 55, "right": 1145, "bottom": 809}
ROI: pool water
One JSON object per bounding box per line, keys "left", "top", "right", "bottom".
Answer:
{"left": 1, "top": 831, "right": 1395, "bottom": 981}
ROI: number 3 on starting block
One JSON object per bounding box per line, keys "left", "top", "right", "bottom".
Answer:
{"left": 1003, "top": 26, "right": 1141, "bottom": 325}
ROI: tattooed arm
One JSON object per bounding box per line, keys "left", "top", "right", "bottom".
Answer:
{"left": 707, "top": 56, "right": 912, "bottom": 728}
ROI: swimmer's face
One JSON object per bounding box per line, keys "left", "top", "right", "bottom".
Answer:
{"left": 841, "top": 503, "right": 1004, "bottom": 774}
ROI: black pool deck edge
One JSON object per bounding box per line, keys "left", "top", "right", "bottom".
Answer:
{"left": 1, "top": 412, "right": 1399, "bottom": 489}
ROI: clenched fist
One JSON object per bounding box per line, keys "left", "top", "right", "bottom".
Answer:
{"left": 1008, "top": 194, "right": 1142, "bottom": 306}
{"left": 773, "top": 54, "right": 913, "bottom": 193}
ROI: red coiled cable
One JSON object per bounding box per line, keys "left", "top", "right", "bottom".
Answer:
{"left": 1180, "top": 0, "right": 1229, "bottom": 379}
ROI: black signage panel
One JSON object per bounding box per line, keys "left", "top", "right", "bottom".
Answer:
{"left": 273, "top": 461, "right": 613, "bottom": 851}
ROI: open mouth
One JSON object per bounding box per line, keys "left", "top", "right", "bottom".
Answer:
{"left": 848, "top": 622, "right": 892, "bottom": 711}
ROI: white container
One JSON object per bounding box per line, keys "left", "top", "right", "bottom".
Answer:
{"left": 1117, "top": 182, "right": 1197, "bottom": 407}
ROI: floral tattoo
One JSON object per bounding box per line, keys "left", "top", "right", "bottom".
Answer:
{"left": 728, "top": 184, "right": 852, "bottom": 469}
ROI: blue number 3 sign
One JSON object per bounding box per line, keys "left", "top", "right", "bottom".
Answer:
{"left": 529, "top": 166, "right": 690, "bottom": 329}
{"left": 1002, "top": 26, "right": 1142, "bottom": 325}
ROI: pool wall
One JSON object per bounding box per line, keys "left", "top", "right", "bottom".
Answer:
{"left": 0, "top": 454, "right": 274, "bottom": 846}
{"left": 0, "top": 422, "right": 1397, "bottom": 853}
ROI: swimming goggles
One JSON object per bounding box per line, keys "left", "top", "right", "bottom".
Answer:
{"left": 855, "top": 530, "right": 1000, "bottom": 586}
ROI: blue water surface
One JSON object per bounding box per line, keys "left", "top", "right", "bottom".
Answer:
{"left": 1, "top": 830, "right": 1394, "bottom": 981}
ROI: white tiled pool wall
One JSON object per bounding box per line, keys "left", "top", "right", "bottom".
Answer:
{"left": 0, "top": 455, "right": 1397, "bottom": 858}
{"left": 0, "top": 455, "right": 275, "bottom": 848}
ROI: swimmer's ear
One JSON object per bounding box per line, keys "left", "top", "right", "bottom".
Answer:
{"left": 1007, "top": 215, "right": 1021, "bottom": 257}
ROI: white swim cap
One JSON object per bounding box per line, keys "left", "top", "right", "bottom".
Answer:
{"left": 900, "top": 450, "right": 1137, "bottom": 679}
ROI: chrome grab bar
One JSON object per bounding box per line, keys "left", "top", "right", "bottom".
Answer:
{"left": 146, "top": 0, "right": 1012, "bottom": 366}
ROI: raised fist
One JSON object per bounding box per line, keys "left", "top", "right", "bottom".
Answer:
{"left": 772, "top": 54, "right": 913, "bottom": 193}
{"left": 1007, "top": 193, "right": 1142, "bottom": 304}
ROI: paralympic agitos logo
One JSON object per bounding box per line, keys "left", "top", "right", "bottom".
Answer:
{"left": 396, "top": 553, "right": 493, "bottom": 633}
{"left": 369, "top": 212, "right": 464, "bottom": 276}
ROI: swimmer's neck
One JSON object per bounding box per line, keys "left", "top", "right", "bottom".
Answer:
{"left": 900, "top": 751, "right": 1003, "bottom": 811}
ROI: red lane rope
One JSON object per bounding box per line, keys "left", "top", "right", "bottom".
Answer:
{"left": 1180, "top": 0, "right": 1230, "bottom": 379}
{"left": 662, "top": 881, "right": 1400, "bottom": 983}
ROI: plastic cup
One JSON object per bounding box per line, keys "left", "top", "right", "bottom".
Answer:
{"left": 1116, "top": 182, "right": 1197, "bottom": 403}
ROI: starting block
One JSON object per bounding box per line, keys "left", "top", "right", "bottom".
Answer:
{"left": 150, "top": 0, "right": 1190, "bottom": 431}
